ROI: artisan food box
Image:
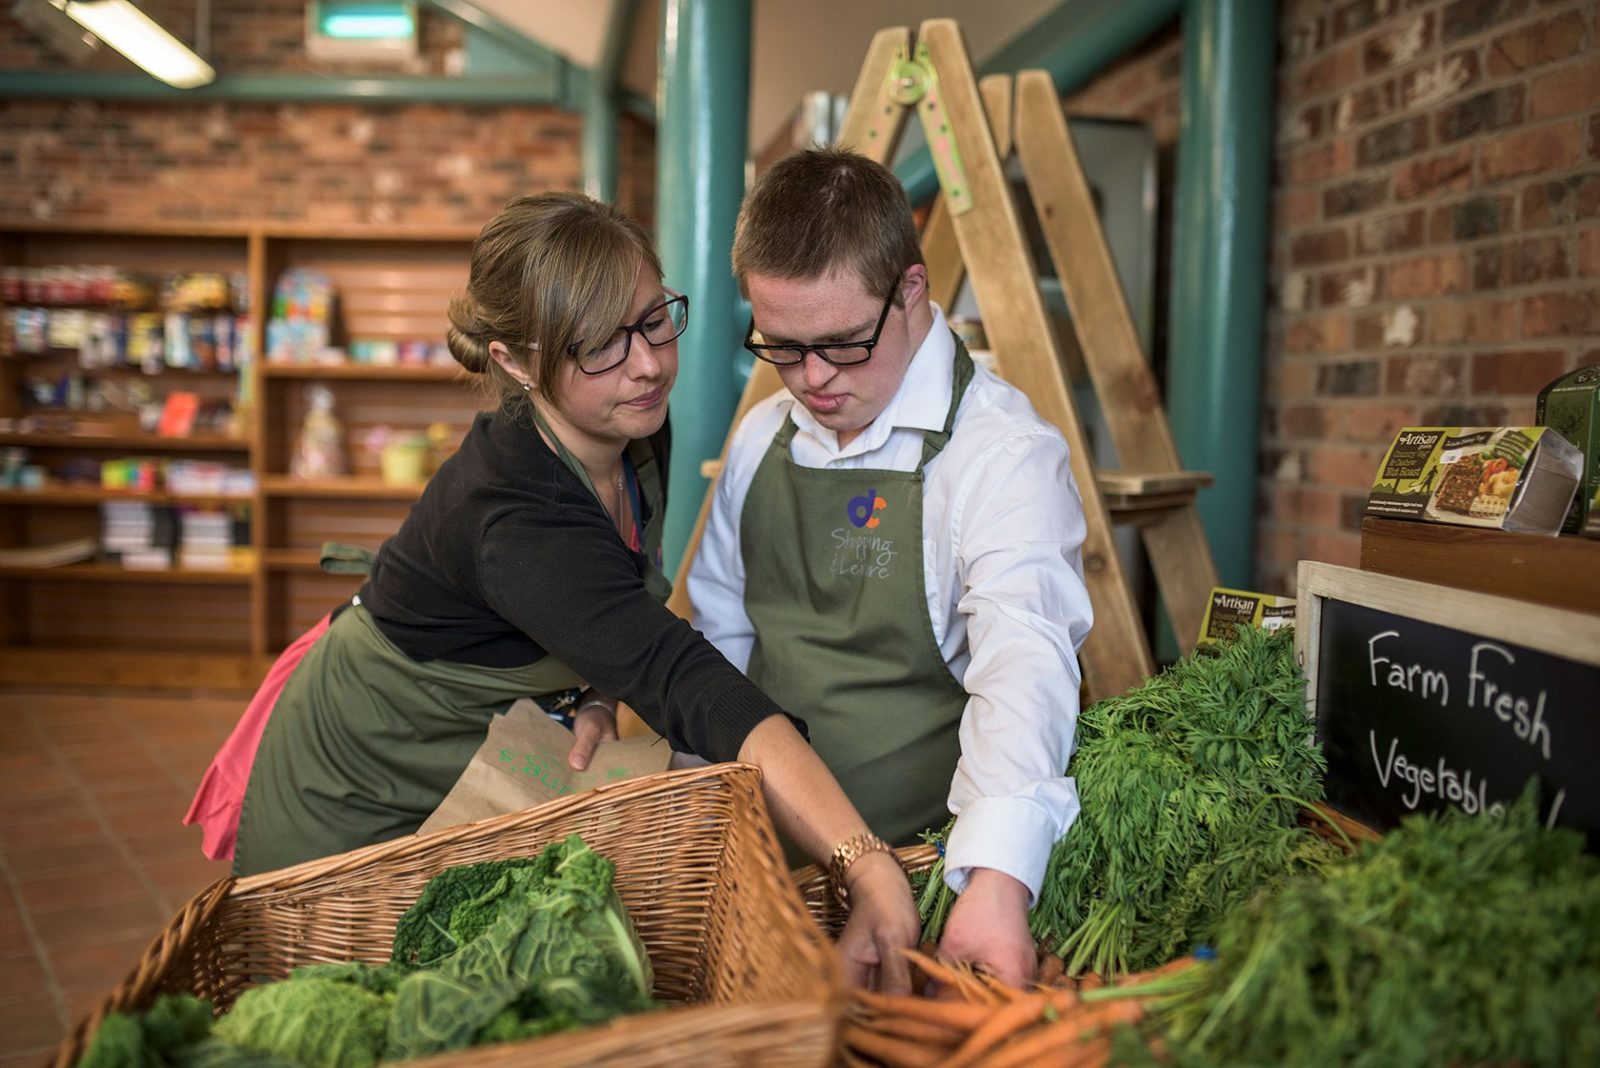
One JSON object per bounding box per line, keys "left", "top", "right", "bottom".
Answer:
{"left": 1365, "top": 427, "right": 1581, "bottom": 535}
{"left": 1536, "top": 363, "right": 1600, "bottom": 535}
{"left": 1197, "top": 587, "right": 1296, "bottom": 646}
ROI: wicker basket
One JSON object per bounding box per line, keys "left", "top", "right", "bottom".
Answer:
{"left": 790, "top": 844, "right": 940, "bottom": 938}
{"left": 53, "top": 763, "right": 843, "bottom": 1068}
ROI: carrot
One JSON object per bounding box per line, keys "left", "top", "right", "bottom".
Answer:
{"left": 844, "top": 1023, "right": 943, "bottom": 1067}
{"left": 1119, "top": 954, "right": 1197, "bottom": 985}
{"left": 978, "top": 970, "right": 1028, "bottom": 1004}
{"left": 982, "top": 1033, "right": 1112, "bottom": 1068}
{"left": 1078, "top": 971, "right": 1105, "bottom": 991}
{"left": 855, "top": 991, "right": 994, "bottom": 1031}
{"left": 1060, "top": 1035, "right": 1113, "bottom": 1068}
{"left": 1048, "top": 986, "right": 1081, "bottom": 1013}
{"left": 902, "top": 949, "right": 1003, "bottom": 1006}
{"left": 1037, "top": 953, "right": 1066, "bottom": 988}
{"left": 967, "top": 1000, "right": 1141, "bottom": 1068}
{"left": 935, "top": 992, "right": 1051, "bottom": 1068}
{"left": 859, "top": 1012, "right": 969, "bottom": 1048}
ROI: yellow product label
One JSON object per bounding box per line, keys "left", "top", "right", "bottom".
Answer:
{"left": 1198, "top": 586, "right": 1297, "bottom": 646}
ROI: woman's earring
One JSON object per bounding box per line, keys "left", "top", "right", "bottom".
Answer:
{"left": 521, "top": 381, "right": 532, "bottom": 392}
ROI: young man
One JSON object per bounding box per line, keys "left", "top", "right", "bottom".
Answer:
{"left": 688, "top": 147, "right": 1093, "bottom": 986}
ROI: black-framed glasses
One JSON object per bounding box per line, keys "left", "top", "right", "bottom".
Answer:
{"left": 743, "top": 285, "right": 897, "bottom": 367}
{"left": 568, "top": 290, "right": 689, "bottom": 375}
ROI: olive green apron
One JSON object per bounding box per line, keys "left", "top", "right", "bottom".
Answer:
{"left": 234, "top": 408, "right": 670, "bottom": 876}
{"left": 741, "top": 340, "right": 975, "bottom": 848}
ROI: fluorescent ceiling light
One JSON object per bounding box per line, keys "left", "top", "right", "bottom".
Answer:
{"left": 320, "top": 5, "right": 414, "bottom": 40}
{"left": 56, "top": 0, "right": 215, "bottom": 89}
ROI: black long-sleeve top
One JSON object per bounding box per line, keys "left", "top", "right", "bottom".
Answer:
{"left": 358, "top": 405, "right": 787, "bottom": 763}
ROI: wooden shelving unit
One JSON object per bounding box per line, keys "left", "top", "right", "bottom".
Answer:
{"left": 258, "top": 363, "right": 463, "bottom": 382}
{"left": 0, "top": 485, "right": 253, "bottom": 506}
{"left": 260, "top": 548, "right": 326, "bottom": 572}
{"left": 0, "top": 430, "right": 250, "bottom": 451}
{"left": 0, "top": 222, "right": 485, "bottom": 687}
{"left": 1360, "top": 517, "right": 1600, "bottom": 616}
{"left": 0, "top": 560, "right": 254, "bottom": 584}
{"left": 258, "top": 475, "right": 425, "bottom": 500}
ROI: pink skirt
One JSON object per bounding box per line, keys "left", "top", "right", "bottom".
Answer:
{"left": 182, "top": 613, "right": 332, "bottom": 861}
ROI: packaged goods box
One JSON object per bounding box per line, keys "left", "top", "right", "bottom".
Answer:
{"left": 1365, "top": 427, "right": 1581, "bottom": 536}
{"left": 1536, "top": 364, "right": 1600, "bottom": 535}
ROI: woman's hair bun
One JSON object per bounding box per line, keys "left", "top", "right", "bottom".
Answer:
{"left": 446, "top": 293, "right": 492, "bottom": 374}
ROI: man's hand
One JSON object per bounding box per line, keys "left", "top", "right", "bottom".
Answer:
{"left": 568, "top": 700, "right": 618, "bottom": 770}
{"left": 938, "top": 867, "right": 1036, "bottom": 989}
{"left": 836, "top": 852, "right": 922, "bottom": 994}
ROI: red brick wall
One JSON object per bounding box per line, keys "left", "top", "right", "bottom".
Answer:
{"left": 1065, "top": 0, "right": 1597, "bottom": 594}
{"left": 1266, "top": 0, "right": 1597, "bottom": 590}
{"left": 0, "top": 2, "right": 657, "bottom": 230}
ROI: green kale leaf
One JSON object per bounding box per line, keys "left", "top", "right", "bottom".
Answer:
{"left": 384, "top": 836, "right": 653, "bottom": 1060}
{"left": 80, "top": 994, "right": 215, "bottom": 1068}
{"left": 211, "top": 978, "right": 389, "bottom": 1068}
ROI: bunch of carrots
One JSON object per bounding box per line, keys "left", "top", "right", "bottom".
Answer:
{"left": 840, "top": 947, "right": 1191, "bottom": 1068}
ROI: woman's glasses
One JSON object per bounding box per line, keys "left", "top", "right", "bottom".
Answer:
{"left": 569, "top": 290, "right": 689, "bottom": 375}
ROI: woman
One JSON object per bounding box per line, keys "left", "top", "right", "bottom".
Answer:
{"left": 189, "top": 193, "right": 921, "bottom": 992}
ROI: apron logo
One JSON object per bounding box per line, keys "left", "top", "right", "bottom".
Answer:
{"left": 847, "top": 489, "right": 888, "bottom": 529}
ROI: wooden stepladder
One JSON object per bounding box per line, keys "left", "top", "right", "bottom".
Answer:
{"left": 668, "top": 19, "right": 1219, "bottom": 703}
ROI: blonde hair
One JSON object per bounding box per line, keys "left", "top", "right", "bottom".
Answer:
{"left": 732, "top": 147, "right": 922, "bottom": 304}
{"left": 447, "top": 192, "right": 663, "bottom": 405}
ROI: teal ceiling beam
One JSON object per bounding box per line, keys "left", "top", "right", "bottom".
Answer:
{"left": 657, "top": 0, "right": 751, "bottom": 576}
{"left": 894, "top": 0, "right": 1182, "bottom": 203}
{"left": 585, "top": 0, "right": 638, "bottom": 203}
{"left": 417, "top": 0, "right": 568, "bottom": 73}
{"left": 0, "top": 71, "right": 568, "bottom": 104}
{"left": 1168, "top": 0, "right": 1275, "bottom": 588}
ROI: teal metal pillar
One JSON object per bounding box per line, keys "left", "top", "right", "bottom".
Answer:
{"left": 657, "top": 0, "right": 750, "bottom": 574}
{"left": 1168, "top": 0, "right": 1276, "bottom": 587}
{"left": 584, "top": 0, "right": 637, "bottom": 203}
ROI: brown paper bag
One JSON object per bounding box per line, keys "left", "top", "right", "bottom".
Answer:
{"left": 419, "top": 698, "right": 671, "bottom": 835}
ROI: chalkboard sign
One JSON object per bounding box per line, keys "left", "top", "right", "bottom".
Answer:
{"left": 1296, "top": 562, "right": 1600, "bottom": 851}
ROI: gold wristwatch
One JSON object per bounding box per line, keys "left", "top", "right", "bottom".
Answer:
{"left": 829, "top": 832, "right": 901, "bottom": 907}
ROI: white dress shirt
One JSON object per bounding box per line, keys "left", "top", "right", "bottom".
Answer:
{"left": 687, "top": 305, "right": 1093, "bottom": 902}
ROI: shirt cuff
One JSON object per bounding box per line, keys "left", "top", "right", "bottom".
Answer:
{"left": 942, "top": 794, "right": 1075, "bottom": 907}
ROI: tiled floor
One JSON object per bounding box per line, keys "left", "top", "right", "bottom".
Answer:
{"left": 0, "top": 689, "right": 244, "bottom": 1067}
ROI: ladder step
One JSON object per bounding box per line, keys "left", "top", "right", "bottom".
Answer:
{"left": 1098, "top": 471, "right": 1213, "bottom": 526}
{"left": 1096, "top": 470, "right": 1214, "bottom": 496}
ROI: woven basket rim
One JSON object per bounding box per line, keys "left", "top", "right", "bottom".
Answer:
{"left": 55, "top": 761, "right": 844, "bottom": 1068}
{"left": 233, "top": 761, "right": 767, "bottom": 893}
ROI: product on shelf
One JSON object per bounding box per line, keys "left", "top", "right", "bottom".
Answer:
{"left": 1, "top": 264, "right": 158, "bottom": 309}
{"left": 1537, "top": 363, "right": 1600, "bottom": 536}
{"left": 1197, "top": 585, "right": 1296, "bottom": 646}
{"left": 1366, "top": 426, "right": 1583, "bottom": 536}
{"left": 266, "top": 268, "right": 336, "bottom": 364}
{"left": 291, "top": 383, "right": 348, "bottom": 478}
{"left": 2, "top": 263, "right": 248, "bottom": 373}
{"left": 101, "top": 499, "right": 168, "bottom": 567}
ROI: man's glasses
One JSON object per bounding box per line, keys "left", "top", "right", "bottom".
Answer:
{"left": 568, "top": 290, "right": 689, "bottom": 375}
{"left": 743, "top": 286, "right": 897, "bottom": 367}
